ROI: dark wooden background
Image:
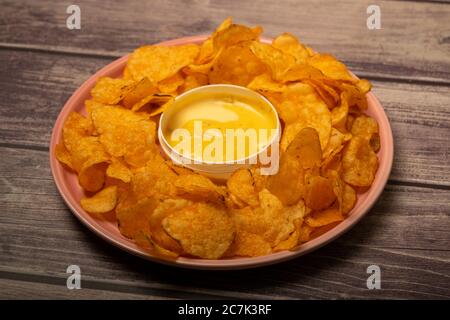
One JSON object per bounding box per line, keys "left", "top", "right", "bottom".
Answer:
{"left": 0, "top": 0, "right": 449, "bottom": 299}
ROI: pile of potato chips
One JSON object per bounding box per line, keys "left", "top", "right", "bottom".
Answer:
{"left": 56, "top": 18, "right": 380, "bottom": 259}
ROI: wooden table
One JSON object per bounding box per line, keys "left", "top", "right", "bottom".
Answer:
{"left": 0, "top": 0, "right": 449, "bottom": 299}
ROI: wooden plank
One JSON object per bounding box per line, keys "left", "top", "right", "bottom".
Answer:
{"left": 0, "top": 49, "right": 449, "bottom": 185}
{"left": 0, "top": 278, "right": 170, "bottom": 299}
{"left": 0, "top": 0, "right": 449, "bottom": 82}
{"left": 0, "top": 146, "right": 449, "bottom": 299}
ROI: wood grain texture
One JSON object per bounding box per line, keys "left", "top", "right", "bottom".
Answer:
{"left": 0, "top": 49, "right": 449, "bottom": 186}
{"left": 0, "top": 146, "right": 449, "bottom": 299}
{"left": 1, "top": 0, "right": 450, "bottom": 83}
{"left": 0, "top": 0, "right": 449, "bottom": 300}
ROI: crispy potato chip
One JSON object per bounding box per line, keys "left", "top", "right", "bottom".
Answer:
{"left": 280, "top": 83, "right": 331, "bottom": 151}
{"left": 162, "top": 202, "right": 235, "bottom": 259}
{"left": 178, "top": 72, "right": 208, "bottom": 93}
{"left": 341, "top": 182, "right": 356, "bottom": 214}
{"left": 174, "top": 173, "right": 225, "bottom": 203}
{"left": 273, "top": 218, "right": 302, "bottom": 252}
{"left": 249, "top": 41, "right": 295, "bottom": 80}
{"left": 225, "top": 231, "right": 271, "bottom": 257}
{"left": 91, "top": 105, "right": 156, "bottom": 165}
{"left": 322, "top": 128, "right": 351, "bottom": 162}
{"left": 305, "top": 207, "right": 344, "bottom": 227}
{"left": 231, "top": 190, "right": 294, "bottom": 246}
{"left": 304, "top": 175, "right": 337, "bottom": 211}
{"left": 107, "top": 157, "right": 132, "bottom": 183}
{"left": 307, "top": 54, "right": 354, "bottom": 82}
{"left": 122, "top": 77, "right": 157, "bottom": 109}
{"left": 62, "top": 112, "right": 93, "bottom": 152}
{"left": 227, "top": 168, "right": 259, "bottom": 208}
{"left": 55, "top": 143, "right": 73, "bottom": 169}
{"left": 70, "top": 136, "right": 109, "bottom": 172}
{"left": 342, "top": 136, "right": 378, "bottom": 187}
{"left": 266, "top": 152, "right": 304, "bottom": 206}
{"left": 157, "top": 72, "right": 184, "bottom": 93}
{"left": 150, "top": 198, "right": 189, "bottom": 254}
{"left": 304, "top": 78, "right": 340, "bottom": 109}
{"left": 209, "top": 44, "right": 267, "bottom": 86}
{"left": 351, "top": 115, "right": 380, "bottom": 152}
{"left": 127, "top": 44, "right": 199, "bottom": 83}
{"left": 78, "top": 159, "right": 109, "bottom": 192}
{"left": 81, "top": 185, "right": 118, "bottom": 214}
{"left": 272, "top": 33, "right": 311, "bottom": 63}
{"left": 213, "top": 23, "right": 262, "bottom": 54}
{"left": 91, "top": 77, "right": 135, "bottom": 105}
{"left": 286, "top": 127, "right": 322, "bottom": 169}
{"left": 116, "top": 195, "right": 159, "bottom": 239}
{"left": 247, "top": 73, "right": 287, "bottom": 93}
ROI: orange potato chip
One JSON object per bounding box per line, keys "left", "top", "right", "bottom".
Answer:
{"left": 80, "top": 185, "right": 118, "bottom": 214}
{"left": 162, "top": 202, "right": 235, "bottom": 259}
{"left": 122, "top": 77, "right": 157, "bottom": 109}
{"left": 305, "top": 207, "right": 344, "bottom": 227}
{"left": 272, "top": 33, "right": 311, "bottom": 63}
{"left": 307, "top": 53, "right": 354, "bottom": 82}
{"left": 174, "top": 173, "right": 226, "bottom": 203}
{"left": 209, "top": 44, "right": 267, "bottom": 86}
{"left": 342, "top": 136, "right": 378, "bottom": 187}
{"left": 227, "top": 168, "right": 259, "bottom": 208}
{"left": 157, "top": 72, "right": 185, "bottom": 93}
{"left": 280, "top": 83, "right": 331, "bottom": 151}
{"left": 55, "top": 143, "right": 73, "bottom": 170}
{"left": 126, "top": 44, "right": 199, "bottom": 83}
{"left": 304, "top": 175, "right": 337, "bottom": 211}
{"left": 286, "top": 127, "right": 323, "bottom": 169}
{"left": 249, "top": 41, "right": 295, "bottom": 80}
{"left": 91, "top": 77, "right": 135, "bottom": 105}
{"left": 62, "top": 112, "right": 93, "bottom": 153}
{"left": 231, "top": 190, "right": 294, "bottom": 246}
{"left": 225, "top": 231, "right": 271, "bottom": 257}
{"left": 106, "top": 157, "right": 133, "bottom": 183}
{"left": 351, "top": 115, "right": 380, "bottom": 152}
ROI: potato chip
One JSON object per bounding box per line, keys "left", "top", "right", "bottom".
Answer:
{"left": 126, "top": 44, "right": 199, "bottom": 83}
{"left": 213, "top": 23, "right": 262, "bottom": 54}
{"left": 351, "top": 115, "right": 380, "bottom": 152}
{"left": 91, "top": 105, "right": 156, "bottom": 165}
{"left": 342, "top": 136, "right": 378, "bottom": 187}
{"left": 70, "top": 136, "right": 109, "bottom": 172}
{"left": 266, "top": 152, "right": 304, "bottom": 206}
{"left": 280, "top": 83, "right": 331, "bottom": 151}
{"left": 249, "top": 41, "right": 295, "bottom": 80}
{"left": 247, "top": 73, "right": 287, "bottom": 93}
{"left": 304, "top": 175, "right": 337, "bottom": 211}
{"left": 162, "top": 202, "right": 235, "bottom": 259}
{"left": 209, "top": 44, "right": 267, "bottom": 86}
{"left": 285, "top": 127, "right": 323, "bottom": 169}
{"left": 116, "top": 195, "right": 159, "bottom": 239}
{"left": 178, "top": 72, "right": 208, "bottom": 93}
{"left": 174, "top": 173, "right": 225, "bottom": 203}
{"left": 55, "top": 143, "right": 73, "bottom": 169}
{"left": 341, "top": 182, "right": 356, "bottom": 215}
{"left": 80, "top": 185, "right": 118, "bottom": 214}
{"left": 272, "top": 33, "right": 311, "bottom": 63}
{"left": 150, "top": 198, "right": 189, "bottom": 254}
{"left": 231, "top": 190, "right": 294, "bottom": 246}
{"left": 157, "top": 72, "right": 184, "bottom": 93}
{"left": 227, "top": 168, "right": 259, "bottom": 208}
{"left": 122, "top": 77, "right": 157, "bottom": 109}
{"left": 107, "top": 157, "right": 133, "bottom": 183}
{"left": 62, "top": 112, "right": 93, "bottom": 152}
{"left": 273, "top": 218, "right": 302, "bottom": 252}
{"left": 91, "top": 77, "right": 135, "bottom": 105}
{"left": 225, "top": 231, "right": 271, "bottom": 257}
{"left": 307, "top": 54, "right": 354, "bottom": 82}
{"left": 298, "top": 223, "right": 314, "bottom": 243}
{"left": 305, "top": 207, "right": 344, "bottom": 227}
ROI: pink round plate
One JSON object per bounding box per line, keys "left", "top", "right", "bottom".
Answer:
{"left": 50, "top": 35, "right": 394, "bottom": 270}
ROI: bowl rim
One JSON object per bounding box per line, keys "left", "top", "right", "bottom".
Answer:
{"left": 49, "top": 35, "right": 394, "bottom": 270}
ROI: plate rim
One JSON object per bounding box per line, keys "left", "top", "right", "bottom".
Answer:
{"left": 49, "top": 35, "right": 394, "bottom": 270}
